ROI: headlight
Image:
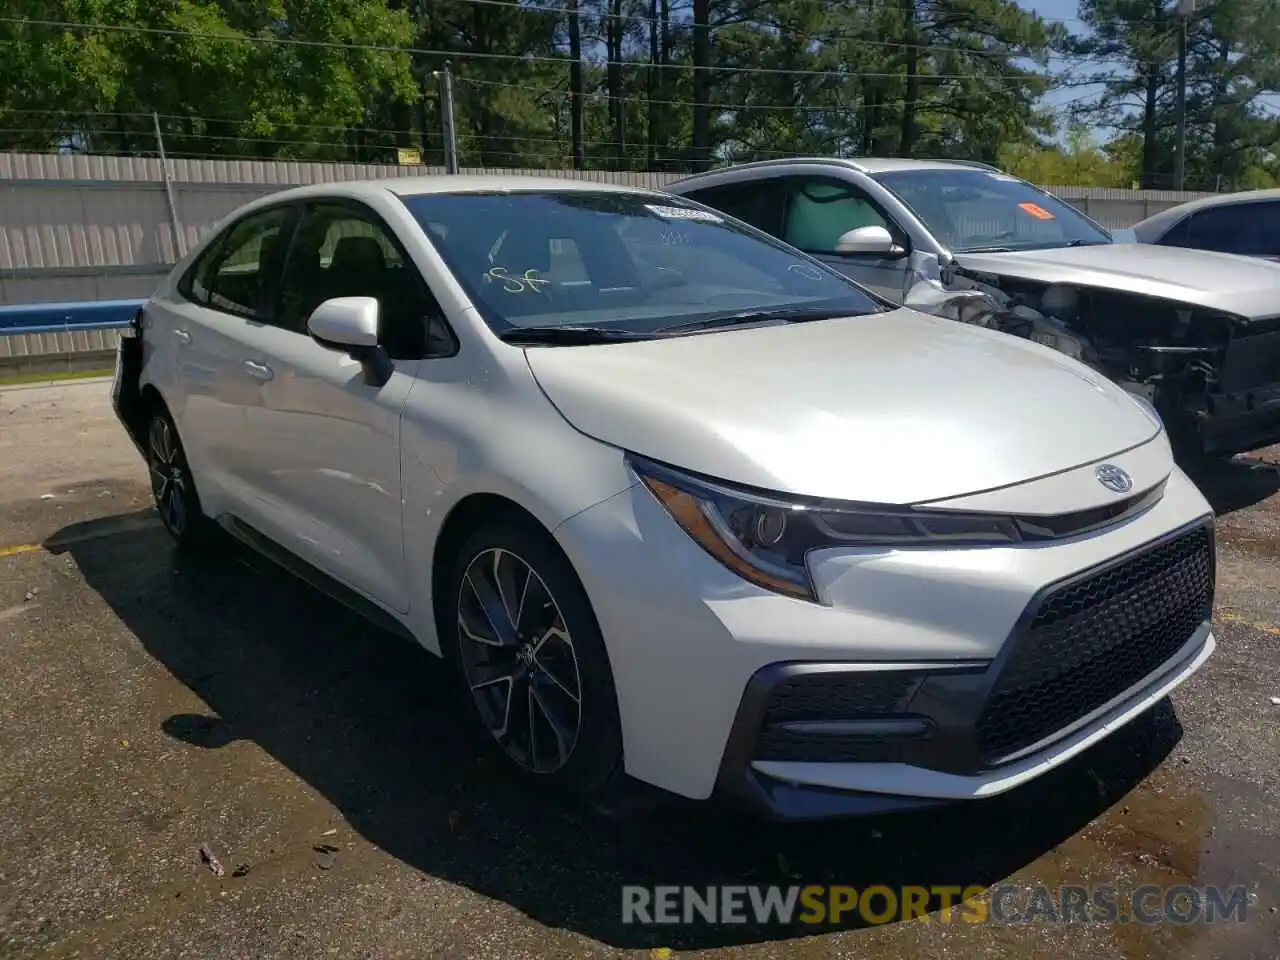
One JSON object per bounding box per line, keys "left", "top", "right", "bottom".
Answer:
{"left": 628, "top": 455, "right": 1023, "bottom": 603}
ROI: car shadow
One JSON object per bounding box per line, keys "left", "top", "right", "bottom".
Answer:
{"left": 1179, "top": 450, "right": 1280, "bottom": 517}
{"left": 47, "top": 510, "right": 1185, "bottom": 949}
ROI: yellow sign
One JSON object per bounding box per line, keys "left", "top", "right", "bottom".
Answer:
{"left": 396, "top": 147, "right": 423, "bottom": 166}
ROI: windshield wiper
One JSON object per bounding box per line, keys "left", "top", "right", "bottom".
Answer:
{"left": 655, "top": 306, "right": 851, "bottom": 334}
{"left": 497, "top": 325, "right": 652, "bottom": 345}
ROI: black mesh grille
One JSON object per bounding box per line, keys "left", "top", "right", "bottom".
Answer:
{"left": 760, "top": 673, "right": 921, "bottom": 725}
{"left": 754, "top": 672, "right": 924, "bottom": 763}
{"left": 976, "top": 525, "right": 1213, "bottom": 764}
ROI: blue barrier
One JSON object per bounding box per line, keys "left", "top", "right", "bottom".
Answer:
{"left": 0, "top": 298, "right": 145, "bottom": 335}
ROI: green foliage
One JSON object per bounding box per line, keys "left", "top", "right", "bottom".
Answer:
{"left": 1065, "top": 0, "right": 1280, "bottom": 190}
{"left": 0, "top": 0, "right": 1277, "bottom": 183}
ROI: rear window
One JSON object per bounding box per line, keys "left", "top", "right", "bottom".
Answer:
{"left": 398, "top": 190, "right": 883, "bottom": 334}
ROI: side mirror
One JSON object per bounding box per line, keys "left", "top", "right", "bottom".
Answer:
{"left": 306, "top": 296, "right": 393, "bottom": 387}
{"left": 833, "top": 225, "right": 906, "bottom": 259}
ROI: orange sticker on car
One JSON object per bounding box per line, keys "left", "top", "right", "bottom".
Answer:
{"left": 1017, "top": 202, "right": 1055, "bottom": 220}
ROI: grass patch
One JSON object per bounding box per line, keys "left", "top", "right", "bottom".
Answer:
{"left": 0, "top": 367, "right": 113, "bottom": 386}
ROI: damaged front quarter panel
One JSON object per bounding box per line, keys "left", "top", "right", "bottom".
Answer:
{"left": 898, "top": 253, "right": 1280, "bottom": 455}
{"left": 902, "top": 252, "right": 1095, "bottom": 366}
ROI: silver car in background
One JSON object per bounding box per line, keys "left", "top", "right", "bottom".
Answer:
{"left": 1130, "top": 188, "right": 1280, "bottom": 262}
{"left": 668, "top": 159, "right": 1280, "bottom": 458}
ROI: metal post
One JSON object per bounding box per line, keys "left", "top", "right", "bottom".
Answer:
{"left": 436, "top": 62, "right": 459, "bottom": 173}
{"left": 1173, "top": 0, "right": 1194, "bottom": 192}
{"left": 152, "top": 112, "right": 186, "bottom": 259}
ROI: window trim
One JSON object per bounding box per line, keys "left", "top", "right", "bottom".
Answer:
{"left": 177, "top": 202, "right": 302, "bottom": 323}
{"left": 778, "top": 174, "right": 909, "bottom": 259}
{"left": 276, "top": 197, "right": 459, "bottom": 360}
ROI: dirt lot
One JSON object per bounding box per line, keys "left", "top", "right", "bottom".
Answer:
{"left": 1, "top": 378, "right": 1279, "bottom": 959}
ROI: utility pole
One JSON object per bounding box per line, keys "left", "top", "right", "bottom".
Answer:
{"left": 152, "top": 112, "right": 186, "bottom": 259}
{"left": 1173, "top": 0, "right": 1196, "bottom": 192}
{"left": 435, "top": 61, "right": 459, "bottom": 173}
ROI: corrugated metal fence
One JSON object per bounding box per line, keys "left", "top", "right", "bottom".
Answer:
{"left": 0, "top": 151, "right": 1216, "bottom": 308}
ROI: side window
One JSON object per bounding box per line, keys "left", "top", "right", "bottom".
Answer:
{"left": 182, "top": 206, "right": 295, "bottom": 320}
{"left": 782, "top": 177, "right": 893, "bottom": 256}
{"left": 1155, "top": 214, "right": 1191, "bottom": 247}
{"left": 682, "top": 182, "right": 785, "bottom": 236}
{"left": 1185, "top": 203, "right": 1280, "bottom": 256}
{"left": 276, "top": 202, "right": 455, "bottom": 358}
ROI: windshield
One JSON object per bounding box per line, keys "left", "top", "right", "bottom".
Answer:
{"left": 399, "top": 190, "right": 883, "bottom": 336}
{"left": 872, "top": 169, "right": 1113, "bottom": 253}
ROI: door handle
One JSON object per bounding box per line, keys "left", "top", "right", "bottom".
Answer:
{"left": 174, "top": 329, "right": 192, "bottom": 344}
{"left": 244, "top": 360, "right": 274, "bottom": 381}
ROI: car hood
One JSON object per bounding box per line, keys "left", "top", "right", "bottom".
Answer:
{"left": 524, "top": 308, "right": 1161, "bottom": 504}
{"left": 953, "top": 243, "right": 1280, "bottom": 319}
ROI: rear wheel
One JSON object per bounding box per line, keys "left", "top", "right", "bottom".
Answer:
{"left": 146, "top": 409, "right": 213, "bottom": 548}
{"left": 444, "top": 521, "right": 623, "bottom": 797}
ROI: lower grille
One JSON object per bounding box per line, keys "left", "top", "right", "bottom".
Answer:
{"left": 975, "top": 525, "right": 1213, "bottom": 764}
{"left": 754, "top": 672, "right": 925, "bottom": 763}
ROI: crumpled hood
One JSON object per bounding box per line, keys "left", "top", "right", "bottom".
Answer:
{"left": 953, "top": 243, "right": 1280, "bottom": 319}
{"left": 525, "top": 308, "right": 1161, "bottom": 504}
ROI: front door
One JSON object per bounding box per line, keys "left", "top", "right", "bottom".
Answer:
{"left": 234, "top": 199, "right": 444, "bottom": 614}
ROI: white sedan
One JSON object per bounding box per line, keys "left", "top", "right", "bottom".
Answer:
{"left": 112, "top": 175, "right": 1216, "bottom": 819}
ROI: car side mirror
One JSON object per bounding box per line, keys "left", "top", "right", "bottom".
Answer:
{"left": 834, "top": 225, "right": 906, "bottom": 259}
{"left": 307, "top": 296, "right": 394, "bottom": 388}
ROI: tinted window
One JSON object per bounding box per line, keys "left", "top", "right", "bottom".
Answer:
{"left": 276, "top": 202, "right": 454, "bottom": 357}
{"left": 783, "top": 177, "right": 893, "bottom": 255}
{"left": 399, "top": 191, "right": 883, "bottom": 334}
{"left": 682, "top": 182, "right": 784, "bottom": 235}
{"left": 873, "top": 169, "right": 1112, "bottom": 253}
{"left": 1154, "top": 215, "right": 1191, "bottom": 247}
{"left": 184, "top": 206, "right": 295, "bottom": 319}
{"left": 1186, "top": 202, "right": 1280, "bottom": 257}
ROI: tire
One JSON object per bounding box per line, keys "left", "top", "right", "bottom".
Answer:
{"left": 442, "top": 519, "right": 624, "bottom": 798}
{"left": 145, "top": 407, "right": 215, "bottom": 550}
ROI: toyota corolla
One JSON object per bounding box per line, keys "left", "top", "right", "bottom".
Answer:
{"left": 111, "top": 176, "right": 1216, "bottom": 819}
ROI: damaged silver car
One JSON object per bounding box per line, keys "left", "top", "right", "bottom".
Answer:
{"left": 668, "top": 158, "right": 1280, "bottom": 457}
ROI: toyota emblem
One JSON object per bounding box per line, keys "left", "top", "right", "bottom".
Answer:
{"left": 1095, "top": 463, "right": 1133, "bottom": 493}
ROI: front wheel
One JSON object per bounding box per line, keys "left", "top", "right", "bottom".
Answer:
{"left": 444, "top": 521, "right": 623, "bottom": 798}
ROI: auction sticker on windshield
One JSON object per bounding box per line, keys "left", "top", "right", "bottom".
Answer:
{"left": 645, "top": 204, "right": 724, "bottom": 223}
{"left": 1017, "top": 202, "right": 1056, "bottom": 220}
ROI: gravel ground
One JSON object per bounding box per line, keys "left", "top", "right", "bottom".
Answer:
{"left": 1, "top": 378, "right": 1278, "bottom": 960}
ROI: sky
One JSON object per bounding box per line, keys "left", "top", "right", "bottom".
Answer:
{"left": 1020, "top": 0, "right": 1280, "bottom": 140}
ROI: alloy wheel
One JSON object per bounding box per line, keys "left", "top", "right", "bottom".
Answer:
{"left": 148, "top": 416, "right": 188, "bottom": 537}
{"left": 456, "top": 547, "right": 584, "bottom": 774}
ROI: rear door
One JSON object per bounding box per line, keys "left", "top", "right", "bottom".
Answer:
{"left": 163, "top": 203, "right": 300, "bottom": 514}
{"left": 233, "top": 198, "right": 453, "bottom": 612}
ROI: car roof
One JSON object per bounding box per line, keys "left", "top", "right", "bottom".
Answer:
{"left": 249, "top": 174, "right": 662, "bottom": 205}
{"left": 667, "top": 156, "right": 1003, "bottom": 189}
{"left": 1131, "top": 187, "right": 1280, "bottom": 238}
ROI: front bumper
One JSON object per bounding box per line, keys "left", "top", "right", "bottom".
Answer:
{"left": 713, "top": 518, "right": 1214, "bottom": 820}
{"left": 554, "top": 443, "right": 1216, "bottom": 814}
